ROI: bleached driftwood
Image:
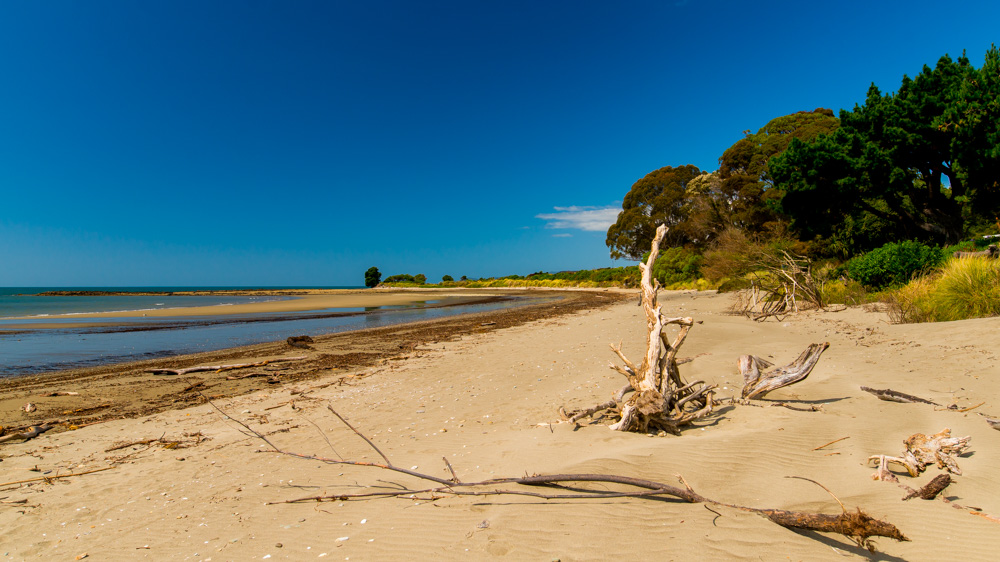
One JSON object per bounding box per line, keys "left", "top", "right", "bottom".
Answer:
{"left": 953, "top": 245, "right": 998, "bottom": 259}
{"left": 576, "top": 225, "right": 716, "bottom": 433}
{"left": 860, "top": 386, "right": 939, "bottom": 405}
{"left": 868, "top": 428, "right": 971, "bottom": 478}
{"left": 739, "top": 343, "right": 829, "bottom": 400}
{"left": 147, "top": 356, "right": 305, "bottom": 376}
{"left": 0, "top": 424, "right": 52, "bottom": 444}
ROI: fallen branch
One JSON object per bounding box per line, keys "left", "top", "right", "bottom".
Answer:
{"left": 902, "top": 474, "right": 952, "bottom": 501}
{"left": 860, "top": 386, "right": 939, "bottom": 406}
{"left": 211, "top": 402, "right": 908, "bottom": 552}
{"left": 147, "top": 356, "right": 306, "bottom": 376}
{"left": 0, "top": 466, "right": 115, "bottom": 487}
{"left": 0, "top": 425, "right": 53, "bottom": 444}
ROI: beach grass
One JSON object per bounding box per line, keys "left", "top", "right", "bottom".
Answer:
{"left": 884, "top": 257, "right": 1000, "bottom": 322}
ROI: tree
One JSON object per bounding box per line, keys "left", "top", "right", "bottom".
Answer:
{"left": 364, "top": 266, "right": 381, "bottom": 288}
{"left": 414, "top": 274, "right": 427, "bottom": 284}
{"left": 605, "top": 165, "right": 703, "bottom": 260}
{"left": 772, "top": 47, "right": 1000, "bottom": 254}
{"left": 715, "top": 109, "right": 839, "bottom": 234}
{"left": 441, "top": 275, "right": 454, "bottom": 282}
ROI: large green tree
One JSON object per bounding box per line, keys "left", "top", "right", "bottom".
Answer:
{"left": 772, "top": 47, "right": 1000, "bottom": 253}
{"left": 605, "top": 164, "right": 703, "bottom": 260}
{"left": 715, "top": 109, "right": 839, "bottom": 234}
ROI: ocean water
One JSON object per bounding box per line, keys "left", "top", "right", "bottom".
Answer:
{"left": 0, "top": 287, "right": 537, "bottom": 377}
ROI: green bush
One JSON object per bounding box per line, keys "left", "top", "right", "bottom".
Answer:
{"left": 383, "top": 274, "right": 417, "bottom": 284}
{"left": 651, "top": 247, "right": 701, "bottom": 286}
{"left": 845, "top": 240, "right": 943, "bottom": 289}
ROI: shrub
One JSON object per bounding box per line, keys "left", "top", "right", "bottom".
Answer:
{"left": 845, "top": 240, "right": 943, "bottom": 289}
{"left": 441, "top": 275, "right": 454, "bottom": 282}
{"left": 383, "top": 274, "right": 417, "bottom": 284}
{"left": 651, "top": 247, "right": 701, "bottom": 286}
{"left": 882, "top": 257, "right": 1000, "bottom": 323}
{"left": 929, "top": 257, "right": 1000, "bottom": 321}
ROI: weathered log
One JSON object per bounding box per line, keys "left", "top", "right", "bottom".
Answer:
{"left": 860, "top": 386, "right": 939, "bottom": 405}
{"left": 953, "top": 244, "right": 998, "bottom": 259}
{"left": 0, "top": 424, "right": 52, "bottom": 444}
{"left": 739, "top": 343, "right": 829, "bottom": 399}
{"left": 147, "top": 356, "right": 305, "bottom": 376}
{"left": 903, "top": 474, "right": 952, "bottom": 501}
{"left": 756, "top": 508, "right": 907, "bottom": 551}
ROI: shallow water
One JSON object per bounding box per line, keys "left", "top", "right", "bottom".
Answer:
{"left": 0, "top": 286, "right": 329, "bottom": 318}
{"left": 0, "top": 295, "right": 541, "bottom": 376}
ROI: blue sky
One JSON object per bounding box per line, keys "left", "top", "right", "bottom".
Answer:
{"left": 1, "top": 1, "right": 998, "bottom": 286}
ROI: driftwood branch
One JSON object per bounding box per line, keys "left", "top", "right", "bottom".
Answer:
{"left": 902, "top": 474, "right": 952, "bottom": 501}
{"left": 739, "top": 343, "right": 829, "bottom": 399}
{"left": 147, "top": 356, "right": 306, "bottom": 376}
{"left": 0, "top": 466, "right": 115, "bottom": 487}
{"left": 868, "top": 428, "right": 971, "bottom": 478}
{"left": 0, "top": 425, "right": 53, "bottom": 445}
{"left": 211, "top": 402, "right": 908, "bottom": 552}
{"left": 860, "top": 386, "right": 939, "bottom": 405}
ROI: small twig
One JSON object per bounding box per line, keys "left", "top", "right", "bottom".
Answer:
{"left": 442, "top": 457, "right": 461, "bottom": 483}
{"left": 812, "top": 436, "right": 850, "bottom": 451}
{"left": 786, "top": 476, "right": 845, "bottom": 514}
{"left": 326, "top": 405, "right": 392, "bottom": 466}
{"left": 704, "top": 504, "right": 723, "bottom": 526}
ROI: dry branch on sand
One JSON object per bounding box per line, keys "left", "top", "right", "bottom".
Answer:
{"left": 860, "top": 386, "right": 939, "bottom": 405}
{"left": 209, "top": 401, "right": 908, "bottom": 553}
{"left": 0, "top": 424, "right": 52, "bottom": 444}
{"left": 146, "top": 356, "right": 305, "bottom": 376}
{"left": 868, "top": 428, "right": 971, "bottom": 479}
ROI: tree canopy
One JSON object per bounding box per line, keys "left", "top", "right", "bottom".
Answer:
{"left": 605, "top": 164, "right": 703, "bottom": 260}
{"left": 772, "top": 47, "right": 1000, "bottom": 254}
{"left": 715, "top": 109, "right": 839, "bottom": 234}
{"left": 364, "top": 266, "right": 381, "bottom": 288}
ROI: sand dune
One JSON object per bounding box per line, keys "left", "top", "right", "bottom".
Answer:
{"left": 2, "top": 290, "right": 998, "bottom": 560}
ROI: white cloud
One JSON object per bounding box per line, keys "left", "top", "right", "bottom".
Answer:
{"left": 552, "top": 233, "right": 573, "bottom": 238}
{"left": 536, "top": 205, "right": 620, "bottom": 232}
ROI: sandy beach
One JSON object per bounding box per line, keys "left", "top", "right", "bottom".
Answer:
{"left": 2, "top": 289, "right": 999, "bottom": 560}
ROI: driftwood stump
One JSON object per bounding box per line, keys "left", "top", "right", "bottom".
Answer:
{"left": 601, "top": 225, "right": 716, "bottom": 433}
